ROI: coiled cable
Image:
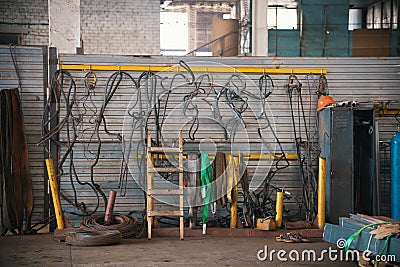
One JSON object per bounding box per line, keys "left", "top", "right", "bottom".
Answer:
{"left": 80, "top": 214, "right": 139, "bottom": 238}
{"left": 65, "top": 229, "right": 122, "bottom": 246}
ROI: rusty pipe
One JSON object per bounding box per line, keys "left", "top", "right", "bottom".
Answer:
{"left": 104, "top": 190, "right": 116, "bottom": 225}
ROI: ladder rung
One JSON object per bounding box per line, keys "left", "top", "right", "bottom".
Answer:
{"left": 148, "top": 189, "right": 183, "bottom": 195}
{"left": 148, "top": 147, "right": 181, "bottom": 153}
{"left": 148, "top": 167, "right": 183, "bottom": 173}
{"left": 148, "top": 210, "right": 183, "bottom": 217}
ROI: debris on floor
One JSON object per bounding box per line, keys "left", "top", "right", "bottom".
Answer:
{"left": 275, "top": 232, "right": 311, "bottom": 243}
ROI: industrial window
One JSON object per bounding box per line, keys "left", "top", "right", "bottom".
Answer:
{"left": 267, "top": 6, "right": 298, "bottom": 30}
{"left": 0, "top": 33, "right": 21, "bottom": 45}
{"left": 160, "top": 11, "right": 188, "bottom": 56}
{"left": 366, "top": 0, "right": 398, "bottom": 29}
{"left": 349, "top": 8, "right": 362, "bottom": 30}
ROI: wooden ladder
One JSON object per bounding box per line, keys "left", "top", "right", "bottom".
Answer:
{"left": 146, "top": 131, "right": 184, "bottom": 240}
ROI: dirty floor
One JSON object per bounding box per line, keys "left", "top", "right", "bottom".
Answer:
{"left": 0, "top": 232, "right": 357, "bottom": 266}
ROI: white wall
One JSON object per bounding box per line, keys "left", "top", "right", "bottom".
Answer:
{"left": 49, "top": 0, "right": 80, "bottom": 53}
{"left": 251, "top": 0, "right": 268, "bottom": 56}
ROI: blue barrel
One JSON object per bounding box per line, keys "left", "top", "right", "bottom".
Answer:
{"left": 391, "top": 129, "right": 400, "bottom": 220}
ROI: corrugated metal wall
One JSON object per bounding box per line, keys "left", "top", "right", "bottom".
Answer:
{"left": 0, "top": 45, "right": 47, "bottom": 224}
{"left": 56, "top": 54, "right": 400, "bottom": 225}
{"left": 1, "top": 46, "right": 397, "bottom": 229}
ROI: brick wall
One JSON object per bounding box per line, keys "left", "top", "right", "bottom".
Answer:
{"left": 0, "top": 0, "right": 49, "bottom": 46}
{"left": 1, "top": 0, "right": 160, "bottom": 55}
{"left": 81, "top": 0, "right": 160, "bottom": 55}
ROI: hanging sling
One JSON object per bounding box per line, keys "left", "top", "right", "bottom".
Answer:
{"left": 0, "top": 88, "right": 34, "bottom": 235}
{"left": 200, "top": 152, "right": 213, "bottom": 234}
{"left": 213, "top": 151, "right": 227, "bottom": 207}
{"left": 186, "top": 152, "right": 200, "bottom": 228}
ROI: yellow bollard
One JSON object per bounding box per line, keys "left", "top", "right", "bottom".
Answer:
{"left": 318, "top": 157, "right": 326, "bottom": 229}
{"left": 275, "top": 191, "right": 284, "bottom": 228}
{"left": 45, "top": 158, "right": 64, "bottom": 229}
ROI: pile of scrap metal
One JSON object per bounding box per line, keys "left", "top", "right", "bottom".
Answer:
{"left": 0, "top": 88, "right": 34, "bottom": 236}
{"left": 323, "top": 213, "right": 400, "bottom": 264}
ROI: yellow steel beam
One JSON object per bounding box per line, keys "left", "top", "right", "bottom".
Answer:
{"left": 153, "top": 152, "right": 298, "bottom": 160}
{"left": 59, "top": 64, "right": 327, "bottom": 75}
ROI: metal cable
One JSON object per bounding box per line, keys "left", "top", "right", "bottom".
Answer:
{"left": 9, "top": 45, "right": 22, "bottom": 93}
{"left": 80, "top": 214, "right": 140, "bottom": 238}
{"left": 65, "top": 229, "right": 122, "bottom": 246}
{"left": 286, "top": 74, "right": 321, "bottom": 222}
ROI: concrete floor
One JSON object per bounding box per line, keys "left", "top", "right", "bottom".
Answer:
{"left": 0, "top": 232, "right": 358, "bottom": 267}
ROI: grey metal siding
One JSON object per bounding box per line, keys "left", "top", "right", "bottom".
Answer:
{"left": 56, "top": 55, "right": 400, "bottom": 224}
{"left": 0, "top": 45, "right": 46, "bottom": 224}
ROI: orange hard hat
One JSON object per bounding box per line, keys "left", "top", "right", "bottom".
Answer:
{"left": 317, "top": 95, "right": 335, "bottom": 111}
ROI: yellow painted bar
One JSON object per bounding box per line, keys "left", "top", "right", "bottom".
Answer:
{"left": 246, "top": 153, "right": 297, "bottom": 160}
{"left": 275, "top": 191, "right": 284, "bottom": 228}
{"left": 377, "top": 108, "right": 400, "bottom": 116}
{"left": 318, "top": 157, "right": 326, "bottom": 229}
{"left": 45, "top": 159, "right": 65, "bottom": 230}
{"left": 60, "top": 64, "right": 327, "bottom": 75}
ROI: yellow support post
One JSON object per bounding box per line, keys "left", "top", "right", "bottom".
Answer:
{"left": 45, "top": 159, "right": 64, "bottom": 230}
{"left": 318, "top": 157, "right": 326, "bottom": 229}
{"left": 230, "top": 154, "right": 239, "bottom": 228}
{"left": 275, "top": 191, "right": 284, "bottom": 228}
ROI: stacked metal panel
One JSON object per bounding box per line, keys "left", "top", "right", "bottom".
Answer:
{"left": 323, "top": 214, "right": 400, "bottom": 261}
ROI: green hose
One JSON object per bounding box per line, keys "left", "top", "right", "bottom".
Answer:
{"left": 200, "top": 153, "right": 213, "bottom": 227}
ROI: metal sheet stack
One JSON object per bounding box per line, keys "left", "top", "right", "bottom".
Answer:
{"left": 323, "top": 213, "right": 400, "bottom": 262}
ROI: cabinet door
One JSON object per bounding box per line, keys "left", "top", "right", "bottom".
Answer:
{"left": 327, "top": 108, "right": 354, "bottom": 223}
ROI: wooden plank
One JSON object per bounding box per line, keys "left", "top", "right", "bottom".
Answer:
{"left": 148, "top": 167, "right": 183, "bottom": 173}
{"left": 148, "top": 210, "right": 183, "bottom": 217}
{"left": 350, "top": 213, "right": 385, "bottom": 225}
{"left": 148, "top": 189, "right": 183, "bottom": 195}
{"left": 147, "top": 131, "right": 154, "bottom": 240}
{"left": 148, "top": 147, "right": 181, "bottom": 153}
